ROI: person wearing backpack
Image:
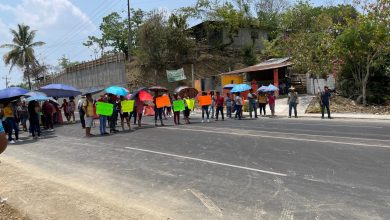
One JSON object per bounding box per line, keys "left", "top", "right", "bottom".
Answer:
{"left": 287, "top": 87, "right": 299, "bottom": 118}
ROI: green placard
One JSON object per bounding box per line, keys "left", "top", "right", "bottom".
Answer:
{"left": 173, "top": 100, "right": 185, "bottom": 112}
{"left": 186, "top": 99, "right": 195, "bottom": 110}
{"left": 96, "top": 102, "right": 113, "bottom": 116}
{"left": 121, "top": 100, "right": 134, "bottom": 113}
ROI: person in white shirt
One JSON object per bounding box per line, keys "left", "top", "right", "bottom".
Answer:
{"left": 235, "top": 92, "right": 243, "bottom": 120}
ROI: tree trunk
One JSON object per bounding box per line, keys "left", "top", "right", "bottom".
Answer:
{"left": 362, "top": 81, "right": 367, "bottom": 106}
{"left": 26, "top": 63, "right": 32, "bottom": 90}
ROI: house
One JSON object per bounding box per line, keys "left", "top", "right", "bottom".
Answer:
{"left": 220, "top": 57, "right": 294, "bottom": 94}
{"left": 189, "top": 21, "right": 268, "bottom": 50}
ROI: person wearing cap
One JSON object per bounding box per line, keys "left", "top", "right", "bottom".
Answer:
{"left": 287, "top": 87, "right": 299, "bottom": 118}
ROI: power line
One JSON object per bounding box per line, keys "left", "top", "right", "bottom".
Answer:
{"left": 40, "top": 0, "right": 120, "bottom": 57}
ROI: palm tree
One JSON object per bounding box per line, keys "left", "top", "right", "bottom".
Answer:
{"left": 0, "top": 24, "right": 45, "bottom": 90}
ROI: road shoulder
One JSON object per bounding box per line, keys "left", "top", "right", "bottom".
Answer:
{"left": 0, "top": 157, "right": 164, "bottom": 220}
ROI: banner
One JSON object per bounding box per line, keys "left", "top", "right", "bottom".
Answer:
{"left": 173, "top": 100, "right": 185, "bottom": 112}
{"left": 156, "top": 96, "right": 171, "bottom": 108}
{"left": 198, "top": 96, "right": 212, "bottom": 106}
{"left": 166, "top": 68, "right": 186, "bottom": 82}
{"left": 121, "top": 100, "right": 134, "bottom": 113}
{"left": 96, "top": 102, "right": 113, "bottom": 116}
{"left": 186, "top": 99, "right": 195, "bottom": 110}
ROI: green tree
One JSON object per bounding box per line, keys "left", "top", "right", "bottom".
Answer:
{"left": 136, "top": 10, "right": 169, "bottom": 71}
{"left": 58, "top": 55, "right": 79, "bottom": 70}
{"left": 84, "top": 9, "right": 144, "bottom": 59}
{"left": 0, "top": 24, "right": 45, "bottom": 90}
{"left": 335, "top": 15, "right": 389, "bottom": 105}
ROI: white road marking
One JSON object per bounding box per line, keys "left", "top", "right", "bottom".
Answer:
{"left": 123, "top": 147, "right": 287, "bottom": 177}
{"left": 188, "top": 189, "right": 223, "bottom": 218}
{"left": 161, "top": 127, "right": 390, "bottom": 149}
{"left": 192, "top": 124, "right": 390, "bottom": 142}
{"left": 266, "top": 121, "right": 383, "bottom": 129}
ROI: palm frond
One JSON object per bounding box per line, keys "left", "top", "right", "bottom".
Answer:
{"left": 29, "top": 41, "right": 45, "bottom": 47}
{"left": 0, "top": 43, "right": 19, "bottom": 49}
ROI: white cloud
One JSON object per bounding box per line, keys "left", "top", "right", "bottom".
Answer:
{"left": 0, "top": 0, "right": 97, "bottom": 88}
{"left": 0, "top": 0, "right": 95, "bottom": 34}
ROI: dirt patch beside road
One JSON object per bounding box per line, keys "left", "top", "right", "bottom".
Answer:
{"left": 0, "top": 203, "right": 28, "bottom": 220}
{"left": 0, "top": 158, "right": 166, "bottom": 220}
{"left": 306, "top": 95, "right": 390, "bottom": 114}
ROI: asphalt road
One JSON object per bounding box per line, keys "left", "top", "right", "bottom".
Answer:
{"left": 3, "top": 115, "right": 390, "bottom": 219}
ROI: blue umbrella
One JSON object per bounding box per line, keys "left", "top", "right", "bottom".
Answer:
{"left": 38, "top": 84, "right": 81, "bottom": 97}
{"left": 105, "top": 86, "right": 129, "bottom": 96}
{"left": 24, "top": 91, "right": 49, "bottom": 102}
{"left": 230, "top": 84, "right": 252, "bottom": 93}
{"left": 82, "top": 87, "right": 104, "bottom": 96}
{"left": 257, "top": 85, "right": 268, "bottom": 92}
{"left": 266, "top": 84, "right": 279, "bottom": 92}
{"left": 0, "top": 87, "right": 29, "bottom": 102}
{"left": 26, "top": 95, "right": 50, "bottom": 102}
{"left": 223, "top": 84, "right": 236, "bottom": 90}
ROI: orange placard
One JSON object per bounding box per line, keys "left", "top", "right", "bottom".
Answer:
{"left": 198, "top": 95, "right": 212, "bottom": 106}
{"left": 156, "top": 96, "right": 171, "bottom": 108}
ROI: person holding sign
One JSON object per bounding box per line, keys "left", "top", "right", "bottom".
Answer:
{"left": 97, "top": 95, "right": 109, "bottom": 136}
{"left": 199, "top": 92, "right": 211, "bottom": 123}
{"left": 172, "top": 93, "right": 181, "bottom": 125}
{"left": 154, "top": 91, "right": 165, "bottom": 127}
{"left": 108, "top": 95, "right": 119, "bottom": 134}
{"left": 183, "top": 96, "right": 192, "bottom": 124}
{"left": 119, "top": 96, "right": 131, "bottom": 131}
{"left": 83, "top": 93, "right": 95, "bottom": 137}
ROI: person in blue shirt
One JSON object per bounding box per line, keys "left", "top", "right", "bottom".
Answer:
{"left": 320, "top": 86, "right": 332, "bottom": 119}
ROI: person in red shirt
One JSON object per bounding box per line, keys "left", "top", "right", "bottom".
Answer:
{"left": 215, "top": 91, "right": 225, "bottom": 121}
{"left": 267, "top": 92, "right": 276, "bottom": 117}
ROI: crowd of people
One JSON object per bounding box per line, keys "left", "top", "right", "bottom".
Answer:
{"left": 0, "top": 96, "right": 81, "bottom": 143}
{"left": 0, "top": 86, "right": 332, "bottom": 141}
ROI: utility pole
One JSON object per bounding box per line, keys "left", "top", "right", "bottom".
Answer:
{"left": 127, "top": 0, "right": 132, "bottom": 62}
{"left": 191, "top": 64, "right": 195, "bottom": 87}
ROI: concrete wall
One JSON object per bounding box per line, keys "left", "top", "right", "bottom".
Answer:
{"left": 223, "top": 28, "right": 267, "bottom": 50}
{"left": 306, "top": 74, "right": 335, "bottom": 94}
{"left": 48, "top": 55, "right": 126, "bottom": 93}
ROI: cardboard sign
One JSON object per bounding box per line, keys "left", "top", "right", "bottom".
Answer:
{"left": 96, "top": 102, "right": 113, "bottom": 116}
{"left": 156, "top": 96, "right": 171, "bottom": 108}
{"left": 173, "top": 100, "right": 185, "bottom": 112}
{"left": 186, "top": 99, "right": 195, "bottom": 110}
{"left": 198, "top": 95, "right": 212, "bottom": 106}
{"left": 121, "top": 100, "right": 134, "bottom": 113}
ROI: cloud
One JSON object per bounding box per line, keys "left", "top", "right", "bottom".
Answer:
{"left": 0, "top": 0, "right": 95, "bottom": 34}
{"left": 0, "top": 0, "right": 96, "bottom": 88}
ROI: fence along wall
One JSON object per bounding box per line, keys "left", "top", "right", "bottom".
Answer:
{"left": 47, "top": 54, "right": 126, "bottom": 93}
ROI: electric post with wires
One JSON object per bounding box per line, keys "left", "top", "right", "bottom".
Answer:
{"left": 127, "top": 0, "right": 132, "bottom": 62}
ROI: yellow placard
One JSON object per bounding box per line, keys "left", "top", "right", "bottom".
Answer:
{"left": 121, "top": 100, "right": 134, "bottom": 113}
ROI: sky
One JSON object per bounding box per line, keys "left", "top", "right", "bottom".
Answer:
{"left": 0, "top": 0, "right": 344, "bottom": 89}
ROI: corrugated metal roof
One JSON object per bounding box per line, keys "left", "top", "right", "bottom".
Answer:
{"left": 220, "top": 57, "right": 293, "bottom": 75}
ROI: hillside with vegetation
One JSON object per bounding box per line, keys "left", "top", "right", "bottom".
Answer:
{"left": 83, "top": 0, "right": 389, "bottom": 105}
